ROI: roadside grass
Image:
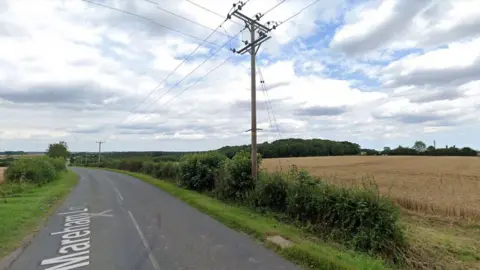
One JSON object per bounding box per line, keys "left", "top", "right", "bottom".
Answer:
{"left": 103, "top": 168, "right": 389, "bottom": 270}
{"left": 0, "top": 170, "right": 78, "bottom": 259}
{"left": 402, "top": 212, "right": 480, "bottom": 269}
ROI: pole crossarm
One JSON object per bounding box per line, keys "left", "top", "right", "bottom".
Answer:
{"left": 231, "top": 10, "right": 271, "bottom": 56}
{"left": 231, "top": 10, "right": 270, "bottom": 33}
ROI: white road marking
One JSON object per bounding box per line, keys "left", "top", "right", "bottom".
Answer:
{"left": 128, "top": 211, "right": 161, "bottom": 270}
{"left": 114, "top": 188, "right": 124, "bottom": 201}
{"left": 43, "top": 207, "right": 92, "bottom": 269}
{"left": 58, "top": 209, "right": 88, "bottom": 215}
{"left": 89, "top": 209, "right": 113, "bottom": 218}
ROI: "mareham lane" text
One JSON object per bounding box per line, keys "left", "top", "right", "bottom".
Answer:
{"left": 41, "top": 206, "right": 91, "bottom": 270}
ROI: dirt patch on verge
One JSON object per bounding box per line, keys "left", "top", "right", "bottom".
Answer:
{"left": 266, "top": 235, "right": 293, "bottom": 249}
{"left": 0, "top": 168, "right": 5, "bottom": 184}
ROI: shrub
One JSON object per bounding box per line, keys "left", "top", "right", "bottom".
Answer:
{"left": 5, "top": 158, "right": 57, "bottom": 185}
{"left": 142, "top": 161, "right": 155, "bottom": 175}
{"left": 49, "top": 157, "right": 67, "bottom": 172}
{"left": 153, "top": 162, "right": 178, "bottom": 180}
{"left": 215, "top": 150, "right": 260, "bottom": 202}
{"left": 282, "top": 167, "right": 405, "bottom": 257}
{"left": 178, "top": 151, "right": 226, "bottom": 191}
{"left": 118, "top": 160, "right": 143, "bottom": 172}
{"left": 252, "top": 171, "right": 289, "bottom": 211}
{"left": 0, "top": 157, "right": 14, "bottom": 167}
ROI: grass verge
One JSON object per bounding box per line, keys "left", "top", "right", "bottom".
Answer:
{"left": 402, "top": 212, "right": 480, "bottom": 269}
{"left": 0, "top": 170, "right": 78, "bottom": 259}
{"left": 103, "top": 168, "right": 389, "bottom": 270}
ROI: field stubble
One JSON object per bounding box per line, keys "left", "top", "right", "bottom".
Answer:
{"left": 262, "top": 156, "right": 480, "bottom": 219}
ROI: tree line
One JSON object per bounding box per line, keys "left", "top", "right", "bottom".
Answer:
{"left": 68, "top": 138, "right": 478, "bottom": 165}
{"left": 363, "top": 141, "right": 478, "bottom": 156}
{"left": 218, "top": 138, "right": 361, "bottom": 158}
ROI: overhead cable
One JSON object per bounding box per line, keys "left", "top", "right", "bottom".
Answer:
{"left": 278, "top": 0, "right": 321, "bottom": 26}
{"left": 185, "top": 0, "right": 244, "bottom": 26}
{"left": 259, "top": 0, "right": 287, "bottom": 19}
{"left": 134, "top": 28, "right": 245, "bottom": 115}
{"left": 80, "top": 0, "right": 222, "bottom": 47}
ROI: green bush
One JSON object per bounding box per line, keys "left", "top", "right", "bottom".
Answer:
{"left": 49, "top": 157, "right": 67, "bottom": 172}
{"left": 153, "top": 162, "right": 178, "bottom": 180}
{"left": 215, "top": 151, "right": 259, "bottom": 202}
{"left": 5, "top": 158, "right": 57, "bottom": 185}
{"left": 118, "top": 160, "right": 143, "bottom": 172}
{"left": 252, "top": 171, "right": 289, "bottom": 211}
{"left": 0, "top": 157, "right": 14, "bottom": 167}
{"left": 283, "top": 167, "right": 405, "bottom": 257}
{"left": 142, "top": 161, "right": 155, "bottom": 175}
{"left": 178, "top": 152, "right": 226, "bottom": 191}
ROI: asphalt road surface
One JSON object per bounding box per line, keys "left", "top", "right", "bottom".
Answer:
{"left": 8, "top": 168, "right": 299, "bottom": 270}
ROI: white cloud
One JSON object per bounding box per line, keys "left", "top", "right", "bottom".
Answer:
{"left": 382, "top": 37, "right": 480, "bottom": 87}
{"left": 331, "top": 0, "right": 480, "bottom": 54}
{"left": 1, "top": 0, "right": 480, "bottom": 152}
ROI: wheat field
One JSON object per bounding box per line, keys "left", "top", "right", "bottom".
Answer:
{"left": 262, "top": 156, "right": 480, "bottom": 218}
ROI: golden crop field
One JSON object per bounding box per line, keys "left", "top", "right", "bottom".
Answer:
{"left": 262, "top": 156, "right": 480, "bottom": 218}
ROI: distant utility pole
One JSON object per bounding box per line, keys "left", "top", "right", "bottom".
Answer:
{"left": 84, "top": 152, "right": 87, "bottom": 166}
{"left": 231, "top": 4, "right": 273, "bottom": 181}
{"left": 96, "top": 141, "right": 105, "bottom": 163}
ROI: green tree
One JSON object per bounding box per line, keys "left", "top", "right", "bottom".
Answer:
{"left": 46, "top": 141, "right": 69, "bottom": 159}
{"left": 413, "top": 141, "right": 426, "bottom": 152}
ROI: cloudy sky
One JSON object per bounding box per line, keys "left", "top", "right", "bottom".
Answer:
{"left": 1, "top": 0, "right": 479, "bottom": 152}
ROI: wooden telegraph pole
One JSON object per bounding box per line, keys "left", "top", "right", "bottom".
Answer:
{"left": 230, "top": 5, "right": 272, "bottom": 181}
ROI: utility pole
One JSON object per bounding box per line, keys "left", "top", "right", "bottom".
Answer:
{"left": 231, "top": 4, "right": 272, "bottom": 181}
{"left": 84, "top": 152, "right": 87, "bottom": 166}
{"left": 96, "top": 141, "right": 105, "bottom": 164}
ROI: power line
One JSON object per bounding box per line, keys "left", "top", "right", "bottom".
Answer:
{"left": 278, "top": 0, "right": 321, "bottom": 26}
{"left": 98, "top": 6, "right": 244, "bottom": 141}
{"left": 260, "top": 78, "right": 274, "bottom": 129}
{"left": 258, "top": 67, "right": 282, "bottom": 138}
{"left": 101, "top": 23, "right": 232, "bottom": 140}
{"left": 102, "top": 9, "right": 240, "bottom": 131}
{"left": 258, "top": 66, "right": 285, "bottom": 171}
{"left": 259, "top": 0, "right": 287, "bottom": 19}
{"left": 80, "top": 0, "right": 222, "bottom": 47}
{"left": 131, "top": 28, "right": 245, "bottom": 117}
{"left": 154, "top": 5, "right": 232, "bottom": 38}
{"left": 185, "top": 0, "right": 244, "bottom": 26}
{"left": 163, "top": 55, "right": 235, "bottom": 106}
{"left": 100, "top": 2, "right": 255, "bottom": 142}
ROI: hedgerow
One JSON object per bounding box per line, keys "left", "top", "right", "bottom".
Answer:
{"left": 91, "top": 151, "right": 407, "bottom": 261}
{"left": 5, "top": 157, "right": 66, "bottom": 185}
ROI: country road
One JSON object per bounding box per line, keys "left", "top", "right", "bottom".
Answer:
{"left": 7, "top": 168, "right": 299, "bottom": 270}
